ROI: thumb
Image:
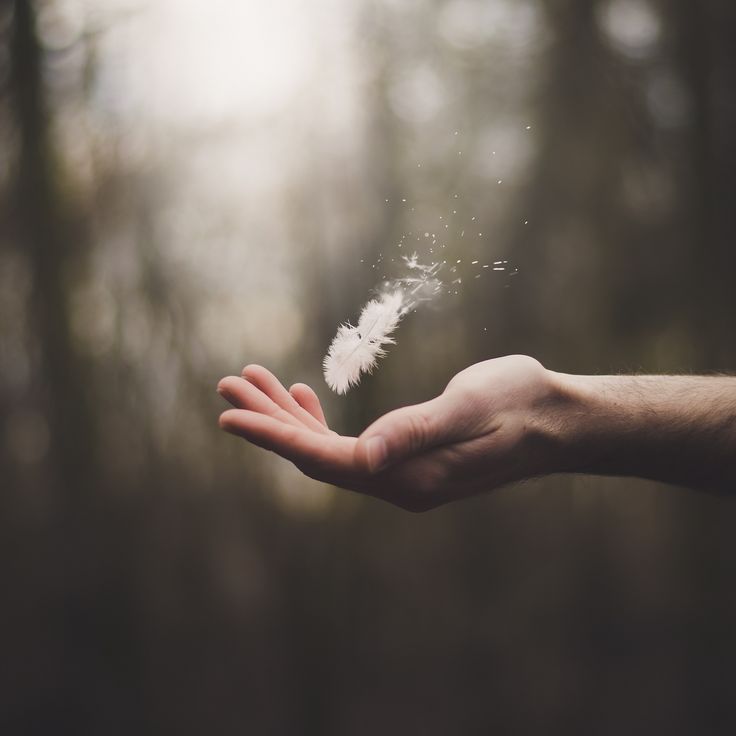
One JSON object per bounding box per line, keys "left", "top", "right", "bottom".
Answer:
{"left": 354, "top": 394, "right": 459, "bottom": 474}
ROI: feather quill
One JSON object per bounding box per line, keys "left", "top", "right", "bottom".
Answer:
{"left": 323, "top": 290, "right": 405, "bottom": 394}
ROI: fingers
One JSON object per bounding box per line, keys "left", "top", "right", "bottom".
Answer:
{"left": 217, "top": 376, "right": 306, "bottom": 429}
{"left": 241, "top": 364, "right": 297, "bottom": 407}
{"left": 219, "top": 409, "right": 356, "bottom": 476}
{"left": 354, "top": 394, "right": 463, "bottom": 474}
{"left": 240, "top": 365, "right": 328, "bottom": 434}
{"left": 289, "top": 383, "right": 328, "bottom": 427}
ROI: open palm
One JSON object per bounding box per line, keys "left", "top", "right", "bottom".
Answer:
{"left": 218, "top": 356, "right": 556, "bottom": 511}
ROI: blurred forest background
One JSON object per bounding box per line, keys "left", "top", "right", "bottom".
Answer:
{"left": 1, "top": 0, "right": 735, "bottom": 733}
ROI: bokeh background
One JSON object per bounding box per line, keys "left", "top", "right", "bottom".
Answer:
{"left": 2, "top": 0, "right": 736, "bottom": 733}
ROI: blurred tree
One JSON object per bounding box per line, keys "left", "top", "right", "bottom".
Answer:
{"left": 8, "top": 0, "right": 96, "bottom": 500}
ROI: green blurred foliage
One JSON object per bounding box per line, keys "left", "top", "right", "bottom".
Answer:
{"left": 1, "top": 0, "right": 735, "bottom": 733}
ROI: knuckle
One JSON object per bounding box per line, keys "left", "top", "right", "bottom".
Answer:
{"left": 404, "top": 410, "right": 434, "bottom": 453}
{"left": 279, "top": 423, "right": 299, "bottom": 444}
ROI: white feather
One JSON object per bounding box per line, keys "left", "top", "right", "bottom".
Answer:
{"left": 323, "top": 290, "right": 405, "bottom": 394}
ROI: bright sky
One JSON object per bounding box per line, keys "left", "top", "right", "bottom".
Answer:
{"left": 119, "top": 0, "right": 316, "bottom": 122}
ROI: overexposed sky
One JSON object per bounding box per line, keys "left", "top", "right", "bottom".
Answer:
{"left": 109, "top": 0, "right": 317, "bottom": 123}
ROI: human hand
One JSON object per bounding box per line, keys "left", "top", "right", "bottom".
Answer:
{"left": 217, "top": 355, "right": 564, "bottom": 511}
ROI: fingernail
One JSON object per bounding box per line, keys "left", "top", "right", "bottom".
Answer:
{"left": 365, "top": 436, "right": 388, "bottom": 473}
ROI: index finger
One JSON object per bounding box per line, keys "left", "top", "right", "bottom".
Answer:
{"left": 220, "top": 409, "right": 358, "bottom": 477}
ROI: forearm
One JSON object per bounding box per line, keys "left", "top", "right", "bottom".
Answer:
{"left": 543, "top": 372, "right": 736, "bottom": 492}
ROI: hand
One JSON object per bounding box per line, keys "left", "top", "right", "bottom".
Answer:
{"left": 217, "top": 355, "right": 562, "bottom": 511}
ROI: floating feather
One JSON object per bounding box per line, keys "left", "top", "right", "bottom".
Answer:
{"left": 323, "top": 255, "right": 444, "bottom": 394}
{"left": 323, "top": 290, "right": 405, "bottom": 395}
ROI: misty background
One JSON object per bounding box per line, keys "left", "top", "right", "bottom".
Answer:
{"left": 1, "top": 0, "right": 735, "bottom": 733}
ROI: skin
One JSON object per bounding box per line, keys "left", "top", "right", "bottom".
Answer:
{"left": 217, "top": 356, "right": 736, "bottom": 512}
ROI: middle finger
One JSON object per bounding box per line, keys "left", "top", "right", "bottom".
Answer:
{"left": 243, "top": 364, "right": 329, "bottom": 434}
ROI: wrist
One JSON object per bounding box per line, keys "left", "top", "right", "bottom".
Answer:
{"left": 532, "top": 370, "right": 620, "bottom": 477}
{"left": 520, "top": 367, "right": 595, "bottom": 478}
